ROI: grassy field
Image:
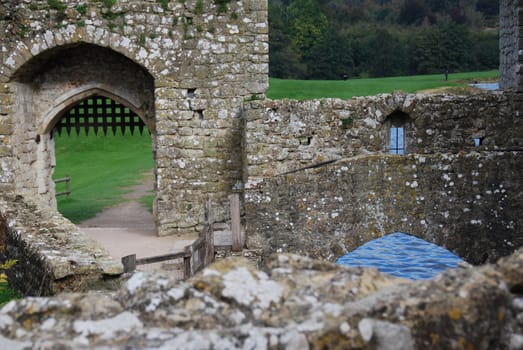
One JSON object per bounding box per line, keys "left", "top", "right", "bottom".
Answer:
{"left": 267, "top": 70, "right": 499, "bottom": 100}
{"left": 53, "top": 129, "right": 154, "bottom": 223}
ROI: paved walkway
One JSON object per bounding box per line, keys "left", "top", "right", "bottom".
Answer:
{"left": 79, "top": 172, "right": 196, "bottom": 260}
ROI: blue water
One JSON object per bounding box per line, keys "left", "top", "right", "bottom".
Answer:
{"left": 469, "top": 82, "right": 499, "bottom": 91}
{"left": 336, "top": 232, "right": 463, "bottom": 280}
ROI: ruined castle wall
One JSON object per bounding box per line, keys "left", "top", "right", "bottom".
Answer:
{"left": 0, "top": 0, "right": 269, "bottom": 235}
{"left": 244, "top": 93, "right": 520, "bottom": 182}
{"left": 244, "top": 93, "right": 523, "bottom": 264}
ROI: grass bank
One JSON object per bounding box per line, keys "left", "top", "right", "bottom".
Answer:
{"left": 267, "top": 70, "right": 499, "bottom": 100}
{"left": 53, "top": 129, "right": 154, "bottom": 223}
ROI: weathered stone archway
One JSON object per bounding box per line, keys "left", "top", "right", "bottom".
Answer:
{"left": 0, "top": 0, "right": 270, "bottom": 237}
{"left": 10, "top": 43, "right": 156, "bottom": 216}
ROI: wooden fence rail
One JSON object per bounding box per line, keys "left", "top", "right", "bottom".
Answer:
{"left": 122, "top": 251, "right": 186, "bottom": 273}
{"left": 120, "top": 195, "right": 246, "bottom": 278}
{"left": 122, "top": 199, "right": 215, "bottom": 279}
{"left": 54, "top": 176, "right": 71, "bottom": 197}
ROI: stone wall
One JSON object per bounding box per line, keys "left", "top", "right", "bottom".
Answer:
{"left": 245, "top": 153, "right": 523, "bottom": 264}
{"left": 244, "top": 93, "right": 520, "bottom": 182}
{"left": 0, "top": 0, "right": 269, "bottom": 236}
{"left": 500, "top": 0, "right": 523, "bottom": 90}
{"left": 244, "top": 93, "right": 523, "bottom": 264}
{"left": 0, "top": 194, "right": 123, "bottom": 296}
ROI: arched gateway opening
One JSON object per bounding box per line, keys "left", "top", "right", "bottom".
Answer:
{"left": 11, "top": 43, "right": 157, "bottom": 232}
{"left": 51, "top": 94, "right": 153, "bottom": 223}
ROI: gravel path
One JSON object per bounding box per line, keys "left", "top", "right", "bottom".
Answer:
{"left": 79, "top": 171, "right": 196, "bottom": 260}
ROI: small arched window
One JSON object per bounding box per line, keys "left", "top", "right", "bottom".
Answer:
{"left": 384, "top": 111, "right": 412, "bottom": 155}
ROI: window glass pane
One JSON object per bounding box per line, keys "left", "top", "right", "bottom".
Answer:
{"left": 390, "top": 127, "right": 405, "bottom": 155}
{"left": 397, "top": 127, "right": 404, "bottom": 149}
{"left": 390, "top": 127, "right": 398, "bottom": 154}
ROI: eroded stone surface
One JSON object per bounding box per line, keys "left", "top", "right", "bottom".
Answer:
{"left": 244, "top": 95, "right": 523, "bottom": 264}
{"left": 0, "top": 249, "right": 522, "bottom": 349}
{"left": 0, "top": 194, "right": 124, "bottom": 296}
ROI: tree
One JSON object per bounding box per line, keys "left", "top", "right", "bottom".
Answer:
{"left": 267, "top": 0, "right": 499, "bottom": 79}
{"left": 399, "top": 0, "right": 434, "bottom": 25}
{"left": 304, "top": 30, "right": 354, "bottom": 79}
{"left": 469, "top": 31, "right": 499, "bottom": 70}
{"left": 287, "top": 0, "right": 329, "bottom": 53}
{"left": 269, "top": 1, "right": 307, "bottom": 78}
{"left": 365, "top": 29, "right": 407, "bottom": 77}
{"left": 410, "top": 22, "right": 473, "bottom": 74}
{"left": 476, "top": 0, "right": 499, "bottom": 19}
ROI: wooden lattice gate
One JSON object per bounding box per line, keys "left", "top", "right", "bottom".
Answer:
{"left": 52, "top": 95, "right": 146, "bottom": 136}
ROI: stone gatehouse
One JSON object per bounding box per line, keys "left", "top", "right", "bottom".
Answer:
{"left": 0, "top": 0, "right": 268, "bottom": 236}
{"left": 0, "top": 0, "right": 522, "bottom": 295}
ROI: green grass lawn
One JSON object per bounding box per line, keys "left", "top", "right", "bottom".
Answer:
{"left": 267, "top": 70, "right": 499, "bottom": 100}
{"left": 53, "top": 129, "right": 154, "bottom": 223}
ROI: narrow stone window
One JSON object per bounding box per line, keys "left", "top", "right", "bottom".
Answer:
{"left": 384, "top": 110, "right": 411, "bottom": 155}
{"left": 298, "top": 136, "right": 312, "bottom": 145}
{"left": 196, "top": 110, "right": 204, "bottom": 120}
{"left": 390, "top": 127, "right": 405, "bottom": 155}
{"left": 473, "top": 138, "right": 482, "bottom": 147}
{"left": 187, "top": 89, "right": 196, "bottom": 98}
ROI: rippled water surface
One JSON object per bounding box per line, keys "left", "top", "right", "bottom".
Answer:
{"left": 469, "top": 82, "right": 499, "bottom": 90}
{"left": 336, "top": 232, "right": 463, "bottom": 280}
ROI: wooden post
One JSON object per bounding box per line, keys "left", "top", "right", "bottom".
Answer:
{"left": 205, "top": 225, "right": 214, "bottom": 266}
{"left": 204, "top": 198, "right": 212, "bottom": 225}
{"left": 184, "top": 246, "right": 193, "bottom": 279}
{"left": 229, "top": 193, "right": 241, "bottom": 251}
{"left": 65, "top": 175, "right": 70, "bottom": 198}
{"left": 204, "top": 198, "right": 214, "bottom": 266}
{"left": 121, "top": 254, "right": 136, "bottom": 273}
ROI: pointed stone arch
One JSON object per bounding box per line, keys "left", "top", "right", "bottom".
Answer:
{"left": 1, "top": 30, "right": 159, "bottom": 83}
{"left": 9, "top": 42, "right": 157, "bottom": 217}
{"left": 39, "top": 84, "right": 151, "bottom": 135}
{"left": 382, "top": 110, "right": 414, "bottom": 154}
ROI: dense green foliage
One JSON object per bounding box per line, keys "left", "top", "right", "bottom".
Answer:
{"left": 269, "top": 0, "right": 499, "bottom": 79}
{"left": 53, "top": 129, "right": 154, "bottom": 223}
{"left": 0, "top": 260, "right": 20, "bottom": 306}
{"left": 267, "top": 70, "right": 498, "bottom": 100}
{"left": 0, "top": 282, "right": 20, "bottom": 305}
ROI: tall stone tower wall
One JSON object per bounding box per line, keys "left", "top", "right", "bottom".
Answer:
{"left": 500, "top": 0, "right": 523, "bottom": 90}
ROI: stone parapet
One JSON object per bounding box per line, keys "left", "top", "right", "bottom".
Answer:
{"left": 245, "top": 151, "right": 523, "bottom": 265}
{"left": 0, "top": 194, "right": 123, "bottom": 296}
{"left": 244, "top": 92, "right": 521, "bottom": 184}
{"left": 0, "top": 249, "right": 521, "bottom": 348}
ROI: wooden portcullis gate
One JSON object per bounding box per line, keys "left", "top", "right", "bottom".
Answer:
{"left": 52, "top": 95, "right": 147, "bottom": 136}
